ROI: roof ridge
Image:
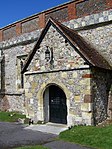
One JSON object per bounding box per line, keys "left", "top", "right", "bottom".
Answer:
{"left": 22, "top": 17, "right": 112, "bottom": 73}
{"left": 49, "top": 18, "right": 112, "bottom": 70}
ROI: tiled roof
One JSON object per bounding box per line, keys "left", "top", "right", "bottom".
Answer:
{"left": 22, "top": 18, "right": 112, "bottom": 73}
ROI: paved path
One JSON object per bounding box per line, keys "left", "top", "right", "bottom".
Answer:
{"left": 0, "top": 122, "right": 93, "bottom": 149}
{"left": 0, "top": 122, "right": 56, "bottom": 149}
{"left": 25, "top": 123, "right": 68, "bottom": 135}
{"left": 44, "top": 141, "right": 93, "bottom": 149}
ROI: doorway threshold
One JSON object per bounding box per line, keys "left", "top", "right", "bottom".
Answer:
{"left": 46, "top": 122, "right": 68, "bottom": 128}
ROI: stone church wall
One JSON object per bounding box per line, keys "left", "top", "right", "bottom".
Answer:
{"left": 0, "top": 41, "right": 36, "bottom": 112}
{"left": 24, "top": 68, "right": 112, "bottom": 126}
{"left": 0, "top": 0, "right": 111, "bottom": 125}
{"left": 0, "top": 0, "right": 111, "bottom": 41}
{"left": 24, "top": 69, "right": 92, "bottom": 126}
{"left": 0, "top": 29, "right": 41, "bottom": 112}
{"left": 24, "top": 25, "right": 93, "bottom": 126}
{"left": 28, "top": 25, "right": 86, "bottom": 72}
{"left": 79, "top": 23, "right": 112, "bottom": 66}
{"left": 91, "top": 68, "right": 112, "bottom": 125}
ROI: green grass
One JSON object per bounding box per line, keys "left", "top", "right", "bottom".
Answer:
{"left": 0, "top": 111, "right": 27, "bottom": 122}
{"left": 14, "top": 145, "right": 50, "bottom": 149}
{"left": 59, "top": 125, "right": 112, "bottom": 149}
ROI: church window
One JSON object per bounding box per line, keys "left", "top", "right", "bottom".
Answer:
{"left": 16, "top": 55, "right": 27, "bottom": 89}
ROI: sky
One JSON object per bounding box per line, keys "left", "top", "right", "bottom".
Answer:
{"left": 0, "top": 0, "right": 69, "bottom": 28}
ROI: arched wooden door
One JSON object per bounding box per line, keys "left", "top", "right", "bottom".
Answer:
{"left": 49, "top": 85, "right": 67, "bottom": 124}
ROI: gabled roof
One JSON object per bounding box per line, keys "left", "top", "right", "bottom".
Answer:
{"left": 22, "top": 18, "right": 112, "bottom": 73}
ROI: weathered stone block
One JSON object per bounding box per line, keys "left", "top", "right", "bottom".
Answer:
{"left": 69, "top": 109, "right": 76, "bottom": 115}
{"left": 81, "top": 103, "right": 91, "bottom": 112}
{"left": 31, "top": 82, "right": 38, "bottom": 89}
{"left": 74, "top": 95, "right": 80, "bottom": 102}
{"left": 84, "top": 119, "right": 92, "bottom": 125}
{"left": 79, "top": 80, "right": 85, "bottom": 85}
{"left": 82, "top": 112, "right": 92, "bottom": 119}
{"left": 31, "top": 89, "right": 35, "bottom": 94}
{"left": 29, "top": 76, "right": 34, "bottom": 81}
{"left": 25, "top": 92, "right": 33, "bottom": 98}
{"left": 25, "top": 82, "right": 31, "bottom": 89}
{"left": 61, "top": 72, "right": 67, "bottom": 78}
{"left": 99, "top": 17, "right": 104, "bottom": 22}
{"left": 73, "top": 72, "right": 78, "bottom": 78}
{"left": 41, "top": 66, "right": 45, "bottom": 71}
{"left": 30, "top": 98, "right": 34, "bottom": 104}
{"left": 68, "top": 79, "right": 74, "bottom": 85}
{"left": 84, "top": 90, "right": 91, "bottom": 94}
{"left": 25, "top": 89, "right": 29, "bottom": 93}
{"left": 87, "top": 86, "right": 91, "bottom": 90}
{"left": 75, "top": 116, "right": 82, "bottom": 122}
{"left": 108, "top": 15, "right": 112, "bottom": 21}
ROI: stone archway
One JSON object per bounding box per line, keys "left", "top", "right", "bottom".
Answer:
{"left": 36, "top": 80, "right": 71, "bottom": 125}
{"left": 43, "top": 84, "right": 67, "bottom": 124}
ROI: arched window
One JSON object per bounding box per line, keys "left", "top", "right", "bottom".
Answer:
{"left": 16, "top": 55, "right": 27, "bottom": 89}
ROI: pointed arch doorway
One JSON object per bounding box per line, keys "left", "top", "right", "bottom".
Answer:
{"left": 43, "top": 84, "right": 67, "bottom": 124}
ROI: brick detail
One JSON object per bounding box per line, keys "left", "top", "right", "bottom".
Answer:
{"left": 22, "top": 18, "right": 39, "bottom": 34}
{"left": 84, "top": 94, "right": 92, "bottom": 103}
{"left": 3, "top": 26, "right": 16, "bottom": 41}
{"left": 39, "top": 13, "right": 45, "bottom": 29}
{"left": 16, "top": 23, "right": 22, "bottom": 35}
{"left": 106, "top": 0, "right": 112, "bottom": 7}
{"left": 45, "top": 7, "right": 68, "bottom": 23}
{"left": 0, "top": 30, "right": 3, "bottom": 42}
{"left": 82, "top": 74, "right": 93, "bottom": 78}
{"left": 68, "top": 3, "right": 77, "bottom": 20}
{"left": 0, "top": 0, "right": 112, "bottom": 42}
{"left": 76, "top": 0, "right": 107, "bottom": 17}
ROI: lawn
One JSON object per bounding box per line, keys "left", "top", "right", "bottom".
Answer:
{"left": 14, "top": 145, "right": 49, "bottom": 149}
{"left": 59, "top": 125, "right": 112, "bottom": 149}
{"left": 0, "top": 111, "right": 27, "bottom": 122}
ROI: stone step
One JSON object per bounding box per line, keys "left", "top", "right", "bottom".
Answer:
{"left": 24, "top": 123, "right": 68, "bottom": 135}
